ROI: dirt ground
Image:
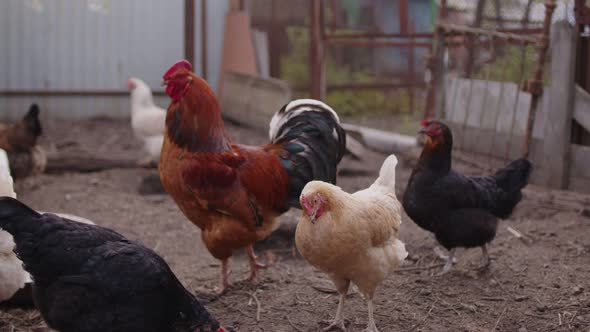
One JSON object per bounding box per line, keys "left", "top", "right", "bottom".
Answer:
{"left": 1, "top": 117, "right": 590, "bottom": 332}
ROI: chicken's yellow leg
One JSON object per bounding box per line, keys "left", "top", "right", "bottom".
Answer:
{"left": 323, "top": 293, "right": 346, "bottom": 331}
{"left": 322, "top": 278, "right": 349, "bottom": 331}
{"left": 364, "top": 299, "right": 379, "bottom": 332}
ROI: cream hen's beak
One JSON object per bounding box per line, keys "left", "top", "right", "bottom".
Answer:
{"left": 300, "top": 194, "right": 316, "bottom": 224}
{"left": 309, "top": 213, "right": 317, "bottom": 224}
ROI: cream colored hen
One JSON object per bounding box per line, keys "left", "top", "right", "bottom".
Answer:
{"left": 296, "top": 154, "right": 407, "bottom": 332}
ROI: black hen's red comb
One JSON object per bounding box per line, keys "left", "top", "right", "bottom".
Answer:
{"left": 163, "top": 60, "right": 192, "bottom": 79}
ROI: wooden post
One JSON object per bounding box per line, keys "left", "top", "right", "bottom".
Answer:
{"left": 200, "top": 0, "right": 207, "bottom": 79}
{"left": 184, "top": 0, "right": 195, "bottom": 66}
{"left": 542, "top": 20, "right": 577, "bottom": 189}
{"left": 309, "top": 0, "right": 325, "bottom": 100}
{"left": 524, "top": 0, "right": 556, "bottom": 157}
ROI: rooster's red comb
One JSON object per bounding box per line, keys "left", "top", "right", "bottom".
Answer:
{"left": 421, "top": 119, "right": 431, "bottom": 127}
{"left": 163, "top": 60, "right": 192, "bottom": 79}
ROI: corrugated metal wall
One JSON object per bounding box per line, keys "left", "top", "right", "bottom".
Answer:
{"left": 0, "top": 0, "right": 229, "bottom": 120}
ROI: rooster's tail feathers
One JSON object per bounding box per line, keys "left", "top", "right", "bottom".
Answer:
{"left": 269, "top": 99, "right": 340, "bottom": 141}
{"left": 269, "top": 99, "right": 346, "bottom": 208}
{"left": 371, "top": 154, "right": 398, "bottom": 193}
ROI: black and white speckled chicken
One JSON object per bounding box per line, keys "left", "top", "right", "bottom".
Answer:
{"left": 0, "top": 197, "right": 224, "bottom": 332}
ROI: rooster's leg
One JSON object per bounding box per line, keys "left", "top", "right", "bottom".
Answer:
{"left": 217, "top": 259, "right": 230, "bottom": 294}
{"left": 440, "top": 248, "right": 456, "bottom": 274}
{"left": 363, "top": 298, "right": 379, "bottom": 332}
{"left": 246, "top": 246, "right": 266, "bottom": 281}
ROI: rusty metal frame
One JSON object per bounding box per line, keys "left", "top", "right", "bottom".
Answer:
{"left": 522, "top": 0, "right": 556, "bottom": 157}
{"left": 184, "top": 0, "right": 195, "bottom": 67}
{"left": 438, "top": 22, "right": 539, "bottom": 44}
{"left": 201, "top": 0, "right": 208, "bottom": 80}
{"left": 324, "top": 39, "right": 431, "bottom": 48}
{"left": 325, "top": 32, "right": 433, "bottom": 39}
{"left": 308, "top": 0, "right": 432, "bottom": 111}
{"left": 309, "top": 0, "right": 325, "bottom": 100}
{"left": 425, "top": 0, "right": 556, "bottom": 159}
{"left": 294, "top": 81, "right": 427, "bottom": 92}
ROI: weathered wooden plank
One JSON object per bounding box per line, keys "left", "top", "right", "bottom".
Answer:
{"left": 570, "top": 144, "right": 590, "bottom": 179}
{"left": 446, "top": 122, "right": 547, "bottom": 185}
{"left": 574, "top": 84, "right": 590, "bottom": 133}
{"left": 220, "top": 71, "right": 292, "bottom": 132}
{"left": 568, "top": 176, "right": 590, "bottom": 194}
{"left": 443, "top": 77, "right": 546, "bottom": 139}
{"left": 341, "top": 123, "right": 417, "bottom": 154}
{"left": 46, "top": 151, "right": 145, "bottom": 174}
{"left": 217, "top": 12, "right": 259, "bottom": 97}
{"left": 446, "top": 123, "right": 543, "bottom": 162}
{"left": 542, "top": 20, "right": 577, "bottom": 189}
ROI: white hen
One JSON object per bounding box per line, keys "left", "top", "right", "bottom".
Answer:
{"left": 296, "top": 155, "right": 407, "bottom": 332}
{"left": 127, "top": 77, "right": 166, "bottom": 165}
{"left": 0, "top": 148, "right": 28, "bottom": 302}
{"left": 0, "top": 149, "right": 94, "bottom": 303}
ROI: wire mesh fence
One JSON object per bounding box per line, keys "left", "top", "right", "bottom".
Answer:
{"left": 427, "top": 0, "right": 555, "bottom": 163}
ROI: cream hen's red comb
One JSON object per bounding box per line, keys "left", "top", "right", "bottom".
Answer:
{"left": 163, "top": 60, "right": 192, "bottom": 80}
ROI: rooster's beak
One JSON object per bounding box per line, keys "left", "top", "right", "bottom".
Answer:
{"left": 418, "top": 127, "right": 427, "bottom": 134}
{"left": 161, "top": 79, "right": 169, "bottom": 87}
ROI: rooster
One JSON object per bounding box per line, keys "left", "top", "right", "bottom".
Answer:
{"left": 126, "top": 77, "right": 166, "bottom": 166}
{"left": 295, "top": 155, "right": 407, "bottom": 332}
{"left": 403, "top": 120, "right": 533, "bottom": 274}
{"left": 159, "top": 60, "right": 346, "bottom": 292}
{"left": 0, "top": 103, "right": 46, "bottom": 178}
{"left": 0, "top": 197, "right": 224, "bottom": 332}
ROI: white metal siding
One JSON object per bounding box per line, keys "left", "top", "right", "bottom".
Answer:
{"left": 0, "top": 0, "right": 228, "bottom": 119}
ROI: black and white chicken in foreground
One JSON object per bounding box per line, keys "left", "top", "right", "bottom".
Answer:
{"left": 403, "top": 120, "right": 533, "bottom": 274}
{"left": 0, "top": 197, "right": 224, "bottom": 332}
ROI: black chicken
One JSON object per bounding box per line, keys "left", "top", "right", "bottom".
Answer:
{"left": 403, "top": 120, "right": 533, "bottom": 274}
{"left": 0, "top": 197, "right": 224, "bottom": 332}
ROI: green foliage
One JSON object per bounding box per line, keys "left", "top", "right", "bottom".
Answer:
{"left": 473, "top": 44, "right": 538, "bottom": 83}
{"left": 281, "top": 26, "right": 416, "bottom": 117}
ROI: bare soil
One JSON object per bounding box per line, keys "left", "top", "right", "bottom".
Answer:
{"left": 1, "top": 117, "right": 590, "bottom": 332}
